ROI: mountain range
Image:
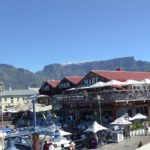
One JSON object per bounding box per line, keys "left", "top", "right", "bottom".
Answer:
{"left": 1, "top": 56, "right": 150, "bottom": 89}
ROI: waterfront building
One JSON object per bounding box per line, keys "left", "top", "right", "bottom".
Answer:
{"left": 39, "top": 70, "right": 150, "bottom": 124}
{"left": 0, "top": 88, "right": 38, "bottom": 113}
{"left": 39, "top": 80, "right": 60, "bottom": 96}
{"left": 55, "top": 76, "right": 82, "bottom": 91}
{"left": 38, "top": 77, "right": 82, "bottom": 105}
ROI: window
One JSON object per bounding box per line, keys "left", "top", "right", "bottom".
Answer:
{"left": 44, "top": 85, "right": 49, "bottom": 91}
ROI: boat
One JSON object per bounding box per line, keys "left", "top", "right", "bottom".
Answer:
{"left": 4, "top": 125, "right": 75, "bottom": 150}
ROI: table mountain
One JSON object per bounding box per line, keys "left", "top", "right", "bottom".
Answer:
{"left": 36, "top": 56, "right": 150, "bottom": 80}
{"left": 1, "top": 56, "right": 150, "bottom": 89}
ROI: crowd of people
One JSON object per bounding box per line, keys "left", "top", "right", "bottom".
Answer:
{"left": 42, "top": 141, "right": 75, "bottom": 150}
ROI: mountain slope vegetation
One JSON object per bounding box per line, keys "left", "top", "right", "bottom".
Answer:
{"left": 1, "top": 57, "right": 150, "bottom": 89}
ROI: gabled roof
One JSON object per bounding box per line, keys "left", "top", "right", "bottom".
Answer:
{"left": 64, "top": 76, "right": 83, "bottom": 85}
{"left": 91, "top": 70, "right": 150, "bottom": 81}
{"left": 46, "top": 80, "right": 60, "bottom": 88}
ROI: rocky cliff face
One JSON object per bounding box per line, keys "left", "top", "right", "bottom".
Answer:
{"left": 36, "top": 56, "right": 150, "bottom": 80}
{"left": 1, "top": 56, "right": 150, "bottom": 89}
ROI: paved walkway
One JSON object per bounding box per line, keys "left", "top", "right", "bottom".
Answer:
{"left": 97, "top": 135, "right": 150, "bottom": 150}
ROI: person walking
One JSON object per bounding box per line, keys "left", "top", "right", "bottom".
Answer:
{"left": 43, "top": 141, "right": 49, "bottom": 150}
{"left": 61, "top": 144, "right": 65, "bottom": 150}
{"left": 138, "top": 141, "right": 142, "bottom": 148}
{"left": 143, "top": 121, "right": 149, "bottom": 135}
{"left": 69, "top": 142, "right": 75, "bottom": 150}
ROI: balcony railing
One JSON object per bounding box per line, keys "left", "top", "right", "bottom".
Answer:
{"left": 51, "top": 89, "right": 150, "bottom": 104}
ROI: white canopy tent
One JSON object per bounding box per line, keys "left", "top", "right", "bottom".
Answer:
{"left": 140, "top": 78, "right": 150, "bottom": 84}
{"left": 123, "top": 80, "right": 142, "bottom": 85}
{"left": 110, "top": 117, "right": 132, "bottom": 125}
{"left": 66, "top": 87, "right": 76, "bottom": 91}
{"left": 89, "top": 81, "right": 105, "bottom": 88}
{"left": 84, "top": 121, "right": 108, "bottom": 133}
{"left": 14, "top": 102, "right": 52, "bottom": 112}
{"left": 30, "top": 104, "right": 52, "bottom": 112}
{"left": 128, "top": 117, "right": 134, "bottom": 121}
{"left": 104, "top": 80, "right": 125, "bottom": 87}
{"left": 66, "top": 86, "right": 90, "bottom": 91}
{"left": 40, "top": 128, "right": 72, "bottom": 142}
{"left": 121, "top": 114, "right": 134, "bottom": 121}
{"left": 52, "top": 135, "right": 68, "bottom": 142}
{"left": 131, "top": 113, "right": 147, "bottom": 120}
{"left": 56, "top": 129, "right": 72, "bottom": 136}
{"left": 67, "top": 78, "right": 150, "bottom": 91}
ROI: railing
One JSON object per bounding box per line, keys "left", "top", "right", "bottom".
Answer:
{"left": 51, "top": 89, "right": 150, "bottom": 104}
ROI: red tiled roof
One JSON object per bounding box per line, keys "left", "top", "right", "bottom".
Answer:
{"left": 92, "top": 70, "right": 150, "bottom": 81}
{"left": 46, "top": 80, "right": 60, "bottom": 88}
{"left": 64, "top": 76, "right": 83, "bottom": 85}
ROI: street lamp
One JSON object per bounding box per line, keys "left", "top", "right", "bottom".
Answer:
{"left": 32, "top": 94, "right": 51, "bottom": 129}
{"left": 32, "top": 97, "right": 37, "bottom": 130}
{"left": 31, "top": 95, "right": 40, "bottom": 150}
{"left": 0, "top": 98, "right": 4, "bottom": 150}
{"left": 30, "top": 95, "right": 39, "bottom": 131}
{"left": 97, "top": 94, "right": 102, "bottom": 124}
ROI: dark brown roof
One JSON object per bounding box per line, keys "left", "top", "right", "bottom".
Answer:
{"left": 92, "top": 70, "right": 150, "bottom": 81}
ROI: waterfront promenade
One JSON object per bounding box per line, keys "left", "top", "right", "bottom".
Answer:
{"left": 97, "top": 135, "right": 150, "bottom": 150}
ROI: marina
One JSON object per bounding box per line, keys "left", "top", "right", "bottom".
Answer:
{"left": 1, "top": 0, "right": 150, "bottom": 149}
{"left": 1, "top": 70, "right": 150, "bottom": 149}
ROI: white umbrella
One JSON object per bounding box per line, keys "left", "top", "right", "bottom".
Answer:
{"left": 110, "top": 117, "right": 132, "bottom": 125}
{"left": 104, "top": 80, "right": 125, "bottom": 87}
{"left": 14, "top": 102, "right": 52, "bottom": 112}
{"left": 84, "top": 121, "right": 108, "bottom": 133}
{"left": 79, "top": 82, "right": 105, "bottom": 89}
{"left": 67, "top": 82, "right": 105, "bottom": 90}
{"left": 132, "top": 113, "right": 147, "bottom": 120}
{"left": 128, "top": 117, "right": 134, "bottom": 121}
{"left": 123, "top": 80, "right": 142, "bottom": 85}
{"left": 66, "top": 88, "right": 76, "bottom": 91}
{"left": 89, "top": 81, "right": 105, "bottom": 88}
{"left": 52, "top": 135, "right": 67, "bottom": 142}
{"left": 56, "top": 129, "right": 72, "bottom": 136}
{"left": 140, "top": 79, "right": 150, "bottom": 84}
{"left": 30, "top": 104, "right": 52, "bottom": 112}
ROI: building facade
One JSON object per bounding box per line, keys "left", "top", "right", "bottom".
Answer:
{"left": 0, "top": 88, "right": 38, "bottom": 112}
{"left": 39, "top": 70, "right": 150, "bottom": 124}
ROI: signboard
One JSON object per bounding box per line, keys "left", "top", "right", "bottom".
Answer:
{"left": 59, "top": 82, "right": 71, "bottom": 89}
{"left": 83, "top": 77, "right": 98, "bottom": 86}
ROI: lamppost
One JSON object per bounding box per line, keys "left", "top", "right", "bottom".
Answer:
{"left": 31, "top": 95, "right": 40, "bottom": 150}
{"left": 0, "top": 98, "right": 4, "bottom": 150}
{"left": 32, "top": 96, "right": 37, "bottom": 130}
{"left": 97, "top": 94, "right": 102, "bottom": 124}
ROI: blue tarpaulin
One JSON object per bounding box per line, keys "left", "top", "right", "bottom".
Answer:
{"left": 3, "top": 127, "right": 12, "bottom": 132}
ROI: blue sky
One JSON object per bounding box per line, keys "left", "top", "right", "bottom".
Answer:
{"left": 0, "top": 0, "right": 150, "bottom": 72}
